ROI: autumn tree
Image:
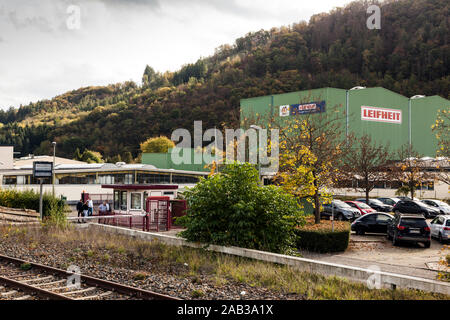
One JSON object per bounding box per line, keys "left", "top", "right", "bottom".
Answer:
{"left": 341, "top": 134, "right": 393, "bottom": 202}
{"left": 140, "top": 136, "right": 175, "bottom": 153}
{"left": 393, "top": 145, "right": 433, "bottom": 199}
{"left": 273, "top": 107, "right": 349, "bottom": 224}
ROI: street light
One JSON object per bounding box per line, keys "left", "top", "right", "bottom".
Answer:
{"left": 250, "top": 125, "right": 263, "bottom": 185}
{"left": 52, "top": 141, "right": 56, "bottom": 197}
{"left": 346, "top": 86, "right": 367, "bottom": 141}
{"left": 408, "top": 95, "right": 426, "bottom": 156}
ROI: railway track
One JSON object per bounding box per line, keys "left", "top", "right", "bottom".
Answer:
{"left": 0, "top": 254, "right": 180, "bottom": 300}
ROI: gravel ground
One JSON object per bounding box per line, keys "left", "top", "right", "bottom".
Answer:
{"left": 0, "top": 227, "right": 305, "bottom": 300}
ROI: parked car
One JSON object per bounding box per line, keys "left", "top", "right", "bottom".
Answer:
{"left": 430, "top": 215, "right": 450, "bottom": 243}
{"left": 397, "top": 196, "right": 421, "bottom": 201}
{"left": 351, "top": 212, "right": 393, "bottom": 235}
{"left": 387, "top": 213, "right": 431, "bottom": 247}
{"left": 377, "top": 197, "right": 401, "bottom": 206}
{"left": 421, "top": 199, "right": 450, "bottom": 215}
{"left": 392, "top": 200, "right": 440, "bottom": 219}
{"left": 345, "top": 201, "right": 375, "bottom": 215}
{"left": 355, "top": 198, "right": 393, "bottom": 212}
{"left": 320, "top": 200, "right": 361, "bottom": 221}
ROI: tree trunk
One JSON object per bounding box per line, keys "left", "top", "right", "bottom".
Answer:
{"left": 314, "top": 189, "right": 320, "bottom": 224}
{"left": 366, "top": 188, "right": 370, "bottom": 203}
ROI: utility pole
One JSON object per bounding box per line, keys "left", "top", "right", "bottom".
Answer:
{"left": 52, "top": 141, "right": 57, "bottom": 197}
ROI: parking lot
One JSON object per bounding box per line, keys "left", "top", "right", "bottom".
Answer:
{"left": 300, "top": 228, "right": 449, "bottom": 281}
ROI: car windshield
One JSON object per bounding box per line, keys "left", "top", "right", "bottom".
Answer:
{"left": 400, "top": 218, "right": 428, "bottom": 228}
{"left": 333, "top": 201, "right": 352, "bottom": 208}
{"left": 355, "top": 202, "right": 371, "bottom": 209}
{"left": 369, "top": 199, "right": 384, "bottom": 206}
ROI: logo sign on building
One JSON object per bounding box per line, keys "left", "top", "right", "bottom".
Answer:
{"left": 33, "top": 161, "right": 53, "bottom": 178}
{"left": 361, "top": 106, "right": 402, "bottom": 124}
{"left": 279, "top": 105, "right": 290, "bottom": 117}
{"left": 278, "top": 101, "right": 326, "bottom": 117}
{"left": 291, "top": 101, "right": 326, "bottom": 115}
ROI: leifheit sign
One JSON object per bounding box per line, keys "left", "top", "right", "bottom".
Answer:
{"left": 361, "top": 106, "right": 402, "bottom": 124}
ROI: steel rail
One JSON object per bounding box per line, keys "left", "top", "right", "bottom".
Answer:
{"left": 0, "top": 254, "right": 180, "bottom": 300}
{"left": 0, "top": 275, "right": 74, "bottom": 300}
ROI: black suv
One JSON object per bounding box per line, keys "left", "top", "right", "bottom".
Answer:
{"left": 355, "top": 198, "right": 392, "bottom": 212}
{"left": 387, "top": 213, "right": 431, "bottom": 247}
{"left": 392, "top": 200, "right": 439, "bottom": 219}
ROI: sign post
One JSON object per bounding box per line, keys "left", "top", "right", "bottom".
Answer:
{"left": 33, "top": 161, "right": 53, "bottom": 220}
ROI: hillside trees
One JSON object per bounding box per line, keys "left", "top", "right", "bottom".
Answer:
{"left": 0, "top": 0, "right": 448, "bottom": 160}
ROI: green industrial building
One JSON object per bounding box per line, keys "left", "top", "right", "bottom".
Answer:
{"left": 240, "top": 87, "right": 450, "bottom": 157}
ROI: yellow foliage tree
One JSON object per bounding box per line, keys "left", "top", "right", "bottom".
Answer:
{"left": 140, "top": 136, "right": 175, "bottom": 154}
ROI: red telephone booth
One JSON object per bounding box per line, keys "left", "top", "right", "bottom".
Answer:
{"left": 146, "top": 196, "right": 171, "bottom": 232}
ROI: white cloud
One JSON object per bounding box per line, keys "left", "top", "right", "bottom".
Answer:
{"left": 0, "top": 0, "right": 351, "bottom": 109}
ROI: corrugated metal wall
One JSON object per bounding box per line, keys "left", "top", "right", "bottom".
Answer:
{"left": 240, "top": 87, "right": 450, "bottom": 157}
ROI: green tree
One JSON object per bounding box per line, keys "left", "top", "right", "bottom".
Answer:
{"left": 179, "top": 163, "right": 304, "bottom": 253}
{"left": 140, "top": 136, "right": 175, "bottom": 153}
{"left": 81, "top": 149, "right": 103, "bottom": 163}
{"left": 73, "top": 148, "right": 82, "bottom": 161}
{"left": 122, "top": 151, "right": 133, "bottom": 164}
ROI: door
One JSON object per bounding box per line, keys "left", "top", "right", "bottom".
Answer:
{"left": 364, "top": 214, "right": 377, "bottom": 233}
{"left": 375, "top": 214, "right": 391, "bottom": 233}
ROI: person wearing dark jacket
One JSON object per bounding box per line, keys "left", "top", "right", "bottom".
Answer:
{"left": 76, "top": 199, "right": 83, "bottom": 223}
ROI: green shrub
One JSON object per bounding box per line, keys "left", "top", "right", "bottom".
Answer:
{"left": 295, "top": 216, "right": 350, "bottom": 253}
{"left": 178, "top": 163, "right": 305, "bottom": 254}
{"left": 0, "top": 189, "right": 66, "bottom": 220}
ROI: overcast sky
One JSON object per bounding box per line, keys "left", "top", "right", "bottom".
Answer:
{"left": 0, "top": 0, "right": 351, "bottom": 110}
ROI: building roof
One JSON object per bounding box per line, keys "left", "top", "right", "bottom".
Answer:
{"left": 14, "top": 155, "right": 86, "bottom": 168}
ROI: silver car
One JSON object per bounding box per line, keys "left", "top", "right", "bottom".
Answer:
{"left": 422, "top": 199, "right": 450, "bottom": 215}
{"left": 430, "top": 215, "right": 450, "bottom": 243}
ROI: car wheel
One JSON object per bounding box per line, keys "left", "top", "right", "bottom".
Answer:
{"left": 356, "top": 229, "right": 365, "bottom": 235}
{"left": 337, "top": 214, "right": 344, "bottom": 221}
{"left": 424, "top": 241, "right": 431, "bottom": 248}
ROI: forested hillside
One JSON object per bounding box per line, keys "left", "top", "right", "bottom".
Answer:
{"left": 0, "top": 0, "right": 448, "bottom": 161}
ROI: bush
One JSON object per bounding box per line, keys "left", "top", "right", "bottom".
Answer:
{"left": 295, "top": 216, "right": 350, "bottom": 253}
{"left": 0, "top": 189, "right": 66, "bottom": 220}
{"left": 178, "top": 163, "right": 305, "bottom": 254}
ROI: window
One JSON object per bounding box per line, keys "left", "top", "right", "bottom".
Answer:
{"left": 376, "top": 215, "right": 391, "bottom": 223}
{"left": 113, "top": 190, "right": 128, "bottom": 210}
{"left": 114, "top": 190, "right": 120, "bottom": 210}
{"left": 120, "top": 191, "right": 127, "bottom": 210}
{"left": 131, "top": 193, "right": 142, "bottom": 210}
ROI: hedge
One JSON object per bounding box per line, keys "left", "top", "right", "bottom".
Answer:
{"left": 295, "top": 216, "right": 350, "bottom": 253}
{"left": 0, "top": 189, "right": 66, "bottom": 218}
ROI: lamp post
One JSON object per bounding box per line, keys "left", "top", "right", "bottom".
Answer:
{"left": 346, "top": 86, "right": 366, "bottom": 143}
{"left": 250, "top": 125, "right": 263, "bottom": 185}
{"left": 52, "top": 141, "right": 56, "bottom": 197}
{"left": 408, "top": 95, "right": 426, "bottom": 157}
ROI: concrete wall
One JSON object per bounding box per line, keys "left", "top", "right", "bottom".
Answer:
{"left": 89, "top": 223, "right": 450, "bottom": 295}
{"left": 0, "top": 146, "right": 14, "bottom": 170}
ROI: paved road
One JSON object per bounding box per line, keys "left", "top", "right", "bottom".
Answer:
{"left": 299, "top": 233, "right": 449, "bottom": 280}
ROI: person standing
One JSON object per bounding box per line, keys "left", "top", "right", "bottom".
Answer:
{"left": 76, "top": 199, "right": 83, "bottom": 223}
{"left": 87, "top": 198, "right": 94, "bottom": 216}
{"left": 82, "top": 200, "right": 89, "bottom": 223}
